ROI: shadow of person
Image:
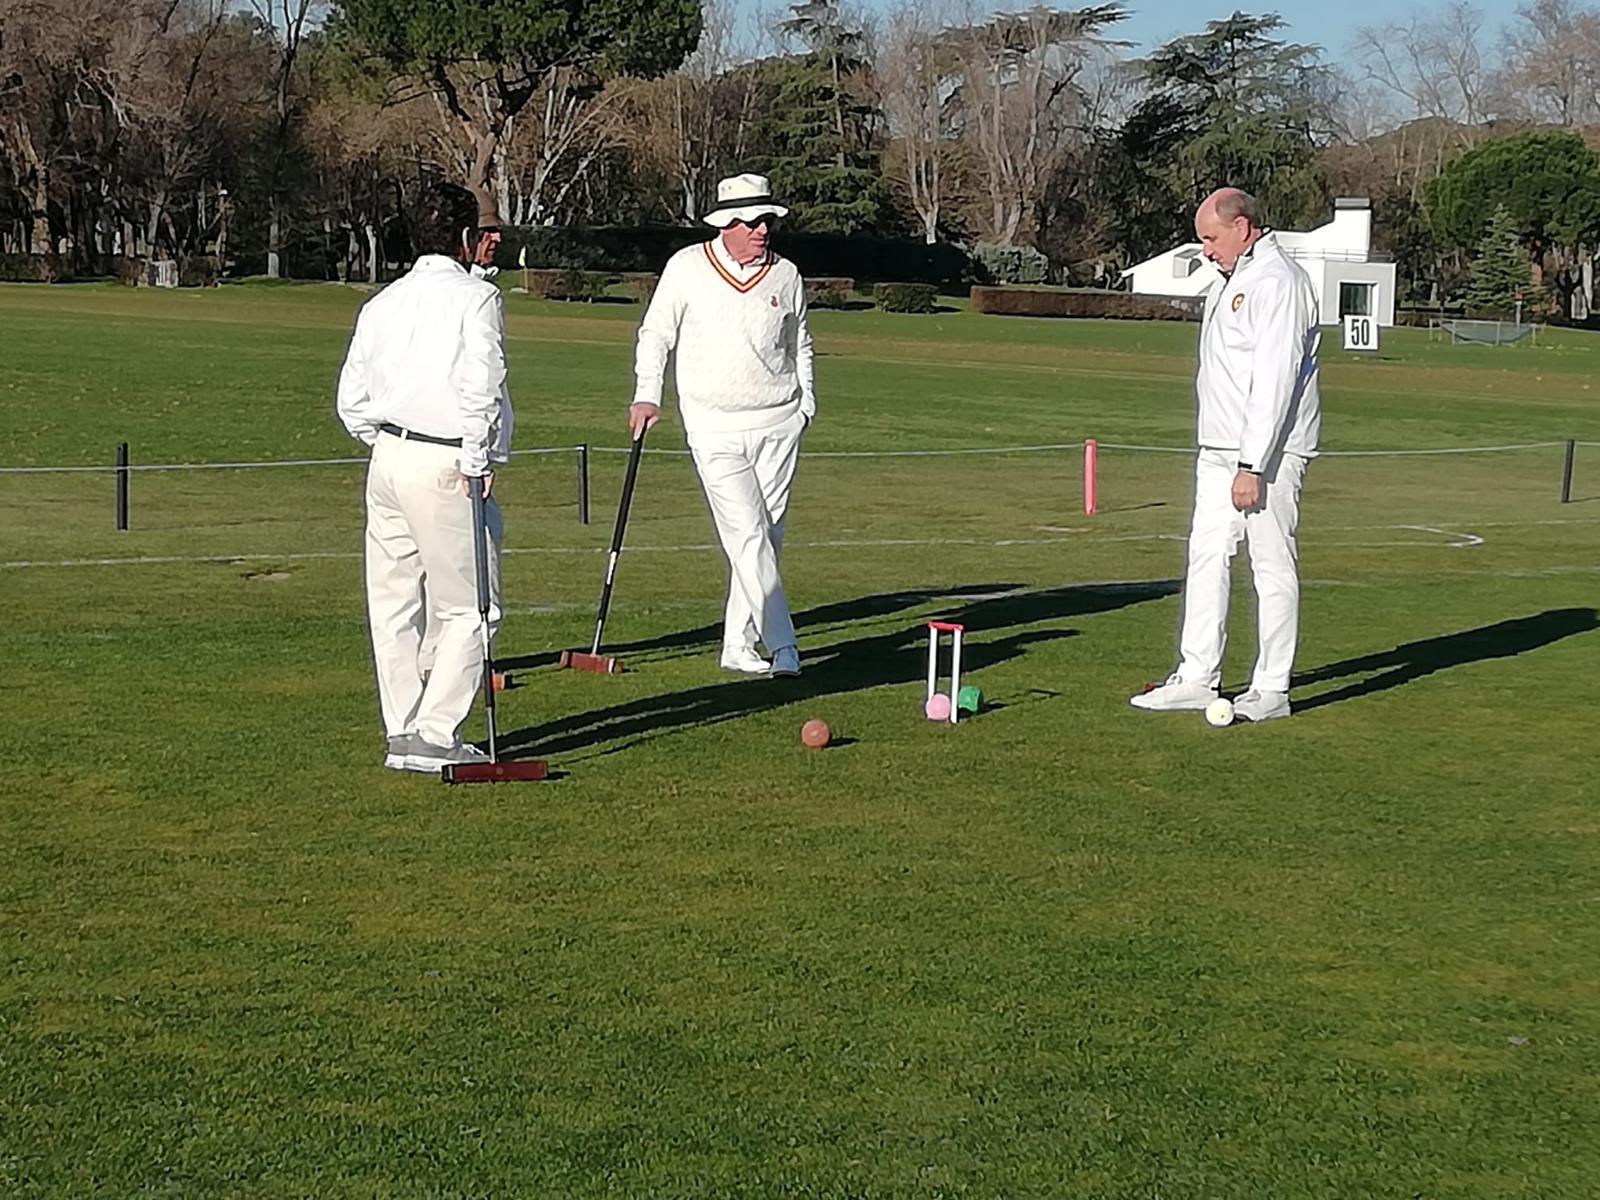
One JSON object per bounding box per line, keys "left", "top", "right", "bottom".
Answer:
{"left": 496, "top": 581, "right": 1029, "bottom": 670}
{"left": 498, "top": 579, "right": 1181, "bottom": 760}
{"left": 1292, "top": 607, "right": 1599, "bottom": 712}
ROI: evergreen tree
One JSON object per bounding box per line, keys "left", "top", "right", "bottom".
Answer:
{"left": 1127, "top": 13, "right": 1333, "bottom": 231}
{"left": 1425, "top": 131, "right": 1600, "bottom": 314}
{"left": 748, "top": 59, "right": 883, "bottom": 233}
{"left": 1467, "top": 205, "right": 1539, "bottom": 315}
{"left": 747, "top": 0, "right": 886, "bottom": 234}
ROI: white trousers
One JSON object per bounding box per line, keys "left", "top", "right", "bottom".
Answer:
{"left": 686, "top": 412, "right": 805, "bottom": 655}
{"left": 1176, "top": 449, "right": 1308, "bottom": 693}
{"left": 364, "top": 434, "right": 502, "bottom": 746}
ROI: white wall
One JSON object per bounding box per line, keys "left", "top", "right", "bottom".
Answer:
{"left": 1121, "top": 200, "right": 1398, "bottom": 325}
{"left": 1123, "top": 248, "right": 1217, "bottom": 298}
{"left": 1317, "top": 261, "right": 1397, "bottom": 327}
{"left": 1281, "top": 205, "right": 1371, "bottom": 260}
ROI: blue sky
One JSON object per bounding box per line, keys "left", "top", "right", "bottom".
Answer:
{"left": 742, "top": 1, "right": 1528, "bottom": 62}
{"left": 1107, "top": 1, "right": 1522, "bottom": 56}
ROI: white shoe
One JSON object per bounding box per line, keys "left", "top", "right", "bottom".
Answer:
{"left": 770, "top": 646, "right": 801, "bottom": 677}
{"left": 1130, "top": 673, "right": 1217, "bottom": 712}
{"left": 1233, "top": 689, "right": 1291, "bottom": 722}
{"left": 403, "top": 740, "right": 491, "bottom": 774}
{"left": 384, "top": 733, "right": 419, "bottom": 771}
{"left": 720, "top": 647, "right": 771, "bottom": 675}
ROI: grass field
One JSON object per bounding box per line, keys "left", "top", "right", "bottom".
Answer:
{"left": 2, "top": 281, "right": 1598, "bottom": 1198}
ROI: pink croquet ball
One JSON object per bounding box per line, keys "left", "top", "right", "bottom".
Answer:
{"left": 924, "top": 694, "right": 952, "bottom": 721}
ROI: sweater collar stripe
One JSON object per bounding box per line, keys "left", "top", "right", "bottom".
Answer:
{"left": 703, "top": 241, "right": 774, "bottom": 293}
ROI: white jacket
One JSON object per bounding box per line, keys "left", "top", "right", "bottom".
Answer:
{"left": 335, "top": 256, "right": 513, "bottom": 476}
{"left": 634, "top": 238, "right": 816, "bottom": 434}
{"left": 1195, "top": 233, "right": 1321, "bottom": 470}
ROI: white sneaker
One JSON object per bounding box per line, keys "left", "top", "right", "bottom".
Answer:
{"left": 770, "top": 646, "right": 801, "bottom": 677}
{"left": 1233, "top": 689, "right": 1291, "bottom": 723}
{"left": 720, "top": 647, "right": 771, "bottom": 675}
{"left": 384, "top": 733, "right": 419, "bottom": 771}
{"left": 403, "top": 740, "right": 491, "bottom": 774}
{"left": 1130, "top": 673, "right": 1217, "bottom": 712}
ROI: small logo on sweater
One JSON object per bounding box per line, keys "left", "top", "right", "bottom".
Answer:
{"left": 770, "top": 296, "right": 779, "bottom": 307}
{"left": 1231, "top": 293, "right": 1246, "bottom": 313}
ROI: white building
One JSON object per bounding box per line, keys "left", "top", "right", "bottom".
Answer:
{"left": 1121, "top": 198, "right": 1398, "bottom": 327}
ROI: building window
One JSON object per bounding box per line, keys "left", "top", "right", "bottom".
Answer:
{"left": 1339, "top": 281, "right": 1374, "bottom": 318}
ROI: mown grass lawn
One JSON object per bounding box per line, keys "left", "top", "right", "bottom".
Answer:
{"left": 2, "top": 281, "right": 1598, "bottom": 1197}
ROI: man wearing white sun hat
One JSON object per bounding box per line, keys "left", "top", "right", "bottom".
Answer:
{"left": 630, "top": 172, "right": 815, "bottom": 677}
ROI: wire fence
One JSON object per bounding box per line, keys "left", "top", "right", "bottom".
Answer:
{"left": 0, "top": 437, "right": 1590, "bottom": 542}
{"left": 4, "top": 439, "right": 1594, "bottom": 473}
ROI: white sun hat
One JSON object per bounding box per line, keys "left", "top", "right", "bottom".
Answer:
{"left": 702, "top": 173, "right": 790, "bottom": 228}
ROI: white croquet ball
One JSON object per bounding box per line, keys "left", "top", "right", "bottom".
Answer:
{"left": 1204, "top": 698, "right": 1235, "bottom": 728}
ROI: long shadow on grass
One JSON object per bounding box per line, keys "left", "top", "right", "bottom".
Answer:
{"left": 497, "top": 581, "right": 1022, "bottom": 670}
{"left": 1292, "top": 607, "right": 1599, "bottom": 712}
{"left": 499, "top": 579, "right": 1179, "bottom": 759}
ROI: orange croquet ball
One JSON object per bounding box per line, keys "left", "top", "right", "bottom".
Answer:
{"left": 801, "top": 718, "right": 832, "bottom": 749}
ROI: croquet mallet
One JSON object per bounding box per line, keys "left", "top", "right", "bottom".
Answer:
{"left": 560, "top": 427, "right": 648, "bottom": 674}
{"left": 443, "top": 477, "right": 549, "bottom": 784}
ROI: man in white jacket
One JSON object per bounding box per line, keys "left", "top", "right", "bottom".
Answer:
{"left": 1132, "top": 187, "right": 1321, "bottom": 722}
{"left": 630, "top": 173, "right": 815, "bottom": 677}
{"left": 336, "top": 182, "right": 514, "bottom": 771}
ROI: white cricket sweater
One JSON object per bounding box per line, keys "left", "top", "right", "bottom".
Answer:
{"left": 633, "top": 238, "right": 816, "bottom": 433}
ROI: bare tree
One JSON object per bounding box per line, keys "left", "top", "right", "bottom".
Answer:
{"left": 875, "top": 0, "right": 960, "bottom": 244}
{"left": 501, "top": 73, "right": 637, "bottom": 225}
{"left": 942, "top": 2, "right": 1129, "bottom": 246}
{"left": 1497, "top": 0, "right": 1600, "bottom": 126}
{"left": 246, "top": 0, "right": 321, "bottom": 277}
{"left": 621, "top": 0, "right": 747, "bottom": 223}
{"left": 1353, "top": 2, "right": 1493, "bottom": 133}
{"left": 124, "top": 0, "right": 238, "bottom": 257}
{"left": 0, "top": 0, "right": 198, "bottom": 258}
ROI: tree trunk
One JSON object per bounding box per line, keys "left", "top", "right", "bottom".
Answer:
{"left": 145, "top": 193, "right": 167, "bottom": 255}
{"left": 30, "top": 176, "right": 52, "bottom": 255}
{"left": 832, "top": 55, "right": 847, "bottom": 170}
{"left": 268, "top": 201, "right": 282, "bottom": 278}
{"left": 493, "top": 125, "right": 513, "bottom": 227}
{"left": 365, "top": 223, "right": 380, "bottom": 285}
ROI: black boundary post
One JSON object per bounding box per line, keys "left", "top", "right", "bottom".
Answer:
{"left": 577, "top": 443, "right": 591, "bottom": 525}
{"left": 116, "top": 442, "right": 130, "bottom": 531}
{"left": 1561, "top": 439, "right": 1575, "bottom": 504}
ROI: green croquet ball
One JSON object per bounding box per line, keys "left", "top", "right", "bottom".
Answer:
{"left": 957, "top": 685, "right": 983, "bottom": 714}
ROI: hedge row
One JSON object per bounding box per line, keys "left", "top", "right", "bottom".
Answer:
{"left": 874, "top": 282, "right": 938, "bottom": 313}
{"left": 0, "top": 254, "right": 219, "bottom": 286}
{"left": 806, "top": 278, "right": 854, "bottom": 308}
{"left": 521, "top": 268, "right": 610, "bottom": 301}
{"left": 496, "top": 226, "right": 972, "bottom": 287}
{"left": 0, "top": 254, "right": 68, "bottom": 282}
{"left": 971, "top": 286, "right": 1202, "bottom": 321}
{"left": 516, "top": 269, "right": 860, "bottom": 307}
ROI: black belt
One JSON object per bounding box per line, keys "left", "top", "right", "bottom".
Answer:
{"left": 380, "top": 422, "right": 462, "bottom": 447}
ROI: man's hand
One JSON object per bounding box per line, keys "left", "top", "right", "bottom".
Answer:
{"left": 628, "top": 403, "right": 661, "bottom": 439}
{"left": 1231, "top": 469, "right": 1260, "bottom": 512}
{"left": 472, "top": 230, "right": 501, "bottom": 268}
{"left": 460, "top": 472, "right": 493, "bottom": 498}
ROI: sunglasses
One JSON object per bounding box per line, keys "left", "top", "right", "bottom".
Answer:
{"left": 733, "top": 215, "right": 777, "bottom": 230}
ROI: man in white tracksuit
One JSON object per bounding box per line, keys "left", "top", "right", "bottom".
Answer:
{"left": 1132, "top": 187, "right": 1322, "bottom": 723}
{"left": 629, "top": 173, "right": 815, "bottom": 678}
{"left": 336, "top": 181, "right": 514, "bottom": 771}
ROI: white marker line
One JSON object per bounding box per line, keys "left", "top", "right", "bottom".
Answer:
{"left": 1393, "top": 524, "right": 1485, "bottom": 549}
{"left": 0, "top": 524, "right": 1496, "bottom": 570}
